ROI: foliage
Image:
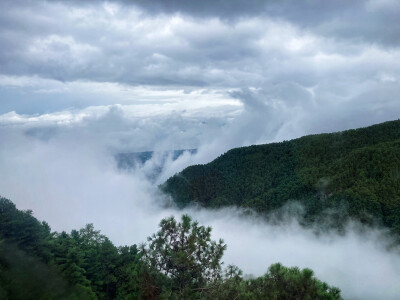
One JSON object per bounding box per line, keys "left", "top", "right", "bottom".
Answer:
{"left": 243, "top": 263, "right": 341, "bottom": 300}
{"left": 0, "top": 197, "right": 342, "bottom": 299}
{"left": 140, "top": 215, "right": 226, "bottom": 297}
{"left": 0, "top": 241, "right": 95, "bottom": 300}
{"left": 208, "top": 263, "right": 341, "bottom": 300}
{"left": 162, "top": 119, "right": 400, "bottom": 236}
{"left": 0, "top": 197, "right": 142, "bottom": 299}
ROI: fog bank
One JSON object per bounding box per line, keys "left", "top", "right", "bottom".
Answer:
{"left": 0, "top": 119, "right": 399, "bottom": 300}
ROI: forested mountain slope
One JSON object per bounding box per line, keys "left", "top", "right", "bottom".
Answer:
{"left": 162, "top": 120, "right": 400, "bottom": 235}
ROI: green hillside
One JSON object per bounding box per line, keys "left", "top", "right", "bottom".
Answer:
{"left": 162, "top": 120, "right": 400, "bottom": 235}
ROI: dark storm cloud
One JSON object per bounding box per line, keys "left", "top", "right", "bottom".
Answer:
{"left": 1, "top": 0, "right": 399, "bottom": 87}
{"left": 123, "top": 0, "right": 400, "bottom": 47}
{"left": 0, "top": 0, "right": 399, "bottom": 131}
{"left": 0, "top": 0, "right": 263, "bottom": 87}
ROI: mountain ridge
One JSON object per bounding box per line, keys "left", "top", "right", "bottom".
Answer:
{"left": 162, "top": 119, "right": 400, "bottom": 235}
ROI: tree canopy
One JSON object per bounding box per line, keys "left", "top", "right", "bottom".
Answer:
{"left": 0, "top": 197, "right": 342, "bottom": 299}
{"left": 162, "top": 119, "right": 400, "bottom": 236}
{"left": 140, "top": 215, "right": 226, "bottom": 297}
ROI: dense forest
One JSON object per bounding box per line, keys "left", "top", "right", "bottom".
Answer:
{"left": 0, "top": 197, "right": 342, "bottom": 299}
{"left": 162, "top": 120, "right": 400, "bottom": 236}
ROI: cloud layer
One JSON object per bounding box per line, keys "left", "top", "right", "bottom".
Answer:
{"left": 0, "top": 123, "right": 399, "bottom": 300}
{"left": 1, "top": 0, "right": 399, "bottom": 125}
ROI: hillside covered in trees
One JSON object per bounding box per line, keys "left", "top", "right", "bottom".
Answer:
{"left": 162, "top": 120, "right": 400, "bottom": 235}
{"left": 0, "top": 197, "right": 341, "bottom": 299}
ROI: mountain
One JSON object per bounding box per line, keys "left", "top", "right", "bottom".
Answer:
{"left": 116, "top": 149, "right": 197, "bottom": 169}
{"left": 116, "top": 149, "right": 197, "bottom": 181}
{"left": 162, "top": 120, "right": 400, "bottom": 235}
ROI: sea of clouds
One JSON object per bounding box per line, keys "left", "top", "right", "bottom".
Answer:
{"left": 0, "top": 101, "right": 399, "bottom": 300}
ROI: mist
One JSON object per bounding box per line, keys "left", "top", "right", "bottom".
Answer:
{"left": 1, "top": 108, "right": 399, "bottom": 300}
{"left": 191, "top": 208, "right": 400, "bottom": 300}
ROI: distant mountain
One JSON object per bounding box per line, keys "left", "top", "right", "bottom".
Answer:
{"left": 162, "top": 120, "right": 400, "bottom": 235}
{"left": 115, "top": 149, "right": 197, "bottom": 181}
{"left": 116, "top": 149, "right": 197, "bottom": 169}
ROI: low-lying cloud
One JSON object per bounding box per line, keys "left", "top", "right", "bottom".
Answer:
{"left": 191, "top": 207, "right": 400, "bottom": 300}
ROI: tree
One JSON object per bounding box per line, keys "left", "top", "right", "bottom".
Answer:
{"left": 0, "top": 197, "right": 343, "bottom": 300}
{"left": 246, "top": 263, "right": 342, "bottom": 300}
{"left": 140, "top": 214, "right": 226, "bottom": 296}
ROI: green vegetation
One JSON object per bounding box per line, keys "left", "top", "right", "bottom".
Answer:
{"left": 0, "top": 197, "right": 341, "bottom": 299}
{"left": 140, "top": 215, "right": 226, "bottom": 297}
{"left": 162, "top": 120, "right": 400, "bottom": 235}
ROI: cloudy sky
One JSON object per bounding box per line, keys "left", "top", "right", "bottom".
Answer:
{"left": 1, "top": 0, "right": 399, "bottom": 139}
{"left": 1, "top": 2, "right": 400, "bottom": 298}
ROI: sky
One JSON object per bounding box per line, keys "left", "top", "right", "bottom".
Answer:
{"left": 1, "top": 1, "right": 400, "bottom": 299}
{"left": 1, "top": 0, "right": 399, "bottom": 132}
{"left": 0, "top": 0, "right": 399, "bottom": 158}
